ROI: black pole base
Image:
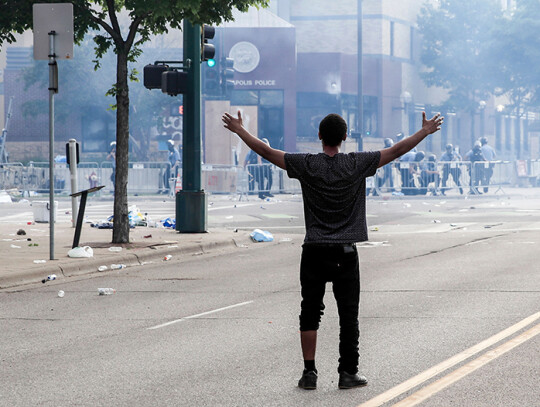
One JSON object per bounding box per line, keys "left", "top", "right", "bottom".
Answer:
{"left": 176, "top": 190, "right": 207, "bottom": 233}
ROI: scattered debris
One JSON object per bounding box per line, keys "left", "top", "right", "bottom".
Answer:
{"left": 16, "top": 229, "right": 26, "bottom": 235}
{"left": 161, "top": 217, "right": 176, "bottom": 229}
{"left": 143, "top": 234, "right": 152, "bottom": 239}
{"left": 68, "top": 246, "right": 94, "bottom": 258}
{"left": 41, "top": 274, "right": 56, "bottom": 283}
{"left": 10, "top": 244, "right": 21, "bottom": 249}
{"left": 357, "top": 241, "right": 390, "bottom": 248}
{"left": 98, "top": 265, "right": 108, "bottom": 272}
{"left": 108, "top": 247, "right": 122, "bottom": 252}
{"left": 110, "top": 264, "right": 126, "bottom": 269}
{"left": 98, "top": 288, "right": 116, "bottom": 295}
{"left": 34, "top": 260, "right": 46, "bottom": 264}
{"left": 164, "top": 255, "right": 172, "bottom": 261}
{"left": 250, "top": 229, "right": 274, "bottom": 242}
{"left": 57, "top": 290, "right": 65, "bottom": 298}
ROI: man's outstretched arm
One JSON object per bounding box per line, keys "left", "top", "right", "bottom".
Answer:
{"left": 378, "top": 112, "right": 444, "bottom": 168}
{"left": 222, "top": 111, "right": 286, "bottom": 170}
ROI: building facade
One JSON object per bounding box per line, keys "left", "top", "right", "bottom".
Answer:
{"left": 1, "top": 0, "right": 538, "bottom": 164}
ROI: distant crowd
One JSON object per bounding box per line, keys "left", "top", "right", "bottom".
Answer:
{"left": 370, "top": 135, "right": 497, "bottom": 196}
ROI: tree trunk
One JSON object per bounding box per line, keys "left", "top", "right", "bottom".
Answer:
{"left": 112, "top": 49, "right": 130, "bottom": 243}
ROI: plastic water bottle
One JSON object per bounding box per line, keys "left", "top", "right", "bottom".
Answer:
{"left": 108, "top": 247, "right": 122, "bottom": 252}
{"left": 98, "top": 288, "right": 116, "bottom": 295}
{"left": 41, "top": 274, "right": 56, "bottom": 283}
{"left": 97, "top": 265, "right": 108, "bottom": 272}
{"left": 110, "top": 264, "right": 126, "bottom": 270}
{"left": 163, "top": 255, "right": 172, "bottom": 261}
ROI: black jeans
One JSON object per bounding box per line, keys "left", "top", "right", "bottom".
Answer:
{"left": 299, "top": 243, "right": 360, "bottom": 374}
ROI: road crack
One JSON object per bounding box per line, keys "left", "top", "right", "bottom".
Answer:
{"left": 403, "top": 233, "right": 507, "bottom": 260}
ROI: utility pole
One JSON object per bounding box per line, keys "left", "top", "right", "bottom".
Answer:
{"left": 176, "top": 20, "right": 207, "bottom": 232}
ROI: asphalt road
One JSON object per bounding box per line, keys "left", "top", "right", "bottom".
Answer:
{"left": 1, "top": 192, "right": 539, "bottom": 406}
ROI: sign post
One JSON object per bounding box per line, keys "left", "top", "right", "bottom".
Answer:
{"left": 33, "top": 3, "right": 74, "bottom": 259}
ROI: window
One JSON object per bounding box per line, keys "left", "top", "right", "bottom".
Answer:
{"left": 230, "top": 90, "right": 259, "bottom": 106}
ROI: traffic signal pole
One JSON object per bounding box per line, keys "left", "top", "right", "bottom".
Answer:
{"left": 176, "top": 20, "right": 207, "bottom": 232}
{"left": 357, "top": 0, "right": 363, "bottom": 151}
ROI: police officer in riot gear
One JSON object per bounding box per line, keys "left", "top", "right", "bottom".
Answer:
{"left": 440, "top": 143, "right": 463, "bottom": 195}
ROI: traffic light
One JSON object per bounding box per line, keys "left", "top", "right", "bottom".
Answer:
{"left": 144, "top": 63, "right": 188, "bottom": 96}
{"left": 144, "top": 64, "right": 168, "bottom": 89}
{"left": 201, "top": 24, "right": 215, "bottom": 62}
{"left": 161, "top": 70, "right": 188, "bottom": 96}
{"left": 221, "top": 57, "right": 235, "bottom": 96}
{"left": 202, "top": 59, "right": 220, "bottom": 95}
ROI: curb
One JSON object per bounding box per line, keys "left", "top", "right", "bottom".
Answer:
{"left": 0, "top": 234, "right": 255, "bottom": 289}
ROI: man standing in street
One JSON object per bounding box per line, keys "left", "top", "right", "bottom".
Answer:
{"left": 440, "top": 143, "right": 463, "bottom": 195}
{"left": 465, "top": 142, "right": 486, "bottom": 194}
{"left": 107, "top": 141, "right": 116, "bottom": 193}
{"left": 480, "top": 136, "right": 496, "bottom": 193}
{"left": 376, "top": 138, "right": 395, "bottom": 192}
{"left": 164, "top": 140, "right": 181, "bottom": 194}
{"left": 222, "top": 110, "right": 443, "bottom": 390}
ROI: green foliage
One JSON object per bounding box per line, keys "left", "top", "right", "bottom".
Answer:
{"left": 418, "top": 0, "right": 502, "bottom": 112}
{"left": 489, "top": 0, "right": 540, "bottom": 111}
{"left": 418, "top": 0, "right": 540, "bottom": 114}
{"left": 20, "top": 37, "right": 116, "bottom": 121}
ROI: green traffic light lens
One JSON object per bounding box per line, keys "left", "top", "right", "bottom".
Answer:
{"left": 207, "top": 59, "right": 216, "bottom": 67}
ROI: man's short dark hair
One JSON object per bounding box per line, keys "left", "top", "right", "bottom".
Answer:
{"left": 319, "top": 114, "right": 347, "bottom": 147}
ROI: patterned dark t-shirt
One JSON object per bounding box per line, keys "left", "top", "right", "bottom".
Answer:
{"left": 285, "top": 151, "right": 381, "bottom": 243}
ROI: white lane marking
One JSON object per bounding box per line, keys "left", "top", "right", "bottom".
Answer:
{"left": 358, "top": 311, "right": 540, "bottom": 407}
{"left": 147, "top": 300, "right": 253, "bottom": 330}
{"left": 392, "top": 323, "right": 540, "bottom": 407}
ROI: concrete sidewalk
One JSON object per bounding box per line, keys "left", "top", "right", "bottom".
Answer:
{"left": 0, "top": 219, "right": 253, "bottom": 289}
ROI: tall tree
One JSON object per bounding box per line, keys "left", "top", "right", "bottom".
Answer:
{"left": 0, "top": 0, "right": 268, "bottom": 243}
{"left": 489, "top": 0, "right": 540, "bottom": 158}
{"left": 417, "top": 0, "right": 502, "bottom": 148}
{"left": 20, "top": 37, "right": 175, "bottom": 161}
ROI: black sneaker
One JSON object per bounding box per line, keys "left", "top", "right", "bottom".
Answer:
{"left": 338, "top": 371, "right": 368, "bottom": 389}
{"left": 298, "top": 369, "right": 317, "bottom": 390}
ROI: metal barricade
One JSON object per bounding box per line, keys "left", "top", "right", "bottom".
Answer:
{"left": 8, "top": 158, "right": 539, "bottom": 198}
{"left": 202, "top": 164, "right": 240, "bottom": 194}
{"left": 100, "top": 161, "right": 171, "bottom": 194}
{"left": 0, "top": 162, "right": 25, "bottom": 191}
{"left": 77, "top": 162, "right": 101, "bottom": 192}
{"left": 25, "top": 162, "right": 67, "bottom": 194}
{"left": 370, "top": 160, "right": 515, "bottom": 196}
{"left": 244, "top": 163, "right": 276, "bottom": 198}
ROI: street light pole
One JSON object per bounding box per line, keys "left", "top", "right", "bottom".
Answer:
{"left": 357, "top": 0, "right": 363, "bottom": 150}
